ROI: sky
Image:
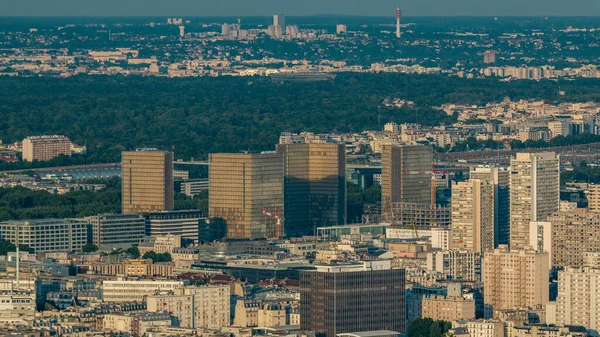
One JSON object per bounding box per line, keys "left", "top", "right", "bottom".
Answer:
{"left": 2, "top": 0, "right": 600, "bottom": 17}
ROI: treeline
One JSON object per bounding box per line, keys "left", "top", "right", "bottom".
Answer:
{"left": 408, "top": 318, "right": 452, "bottom": 337}
{"left": 0, "top": 176, "right": 121, "bottom": 221}
{"left": 2, "top": 74, "right": 600, "bottom": 163}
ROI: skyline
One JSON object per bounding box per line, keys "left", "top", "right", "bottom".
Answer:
{"left": 3, "top": 0, "right": 600, "bottom": 17}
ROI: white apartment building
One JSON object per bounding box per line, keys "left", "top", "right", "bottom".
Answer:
{"left": 0, "top": 219, "right": 88, "bottom": 253}
{"left": 509, "top": 152, "right": 560, "bottom": 250}
{"left": 451, "top": 179, "right": 495, "bottom": 253}
{"left": 147, "top": 285, "right": 230, "bottom": 330}
{"left": 102, "top": 280, "right": 185, "bottom": 302}
{"left": 555, "top": 267, "right": 600, "bottom": 333}
{"left": 426, "top": 250, "right": 482, "bottom": 282}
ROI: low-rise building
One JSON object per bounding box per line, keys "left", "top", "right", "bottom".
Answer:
{"left": 0, "top": 219, "right": 88, "bottom": 253}
{"left": 102, "top": 280, "right": 185, "bottom": 302}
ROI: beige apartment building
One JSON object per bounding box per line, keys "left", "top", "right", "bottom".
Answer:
{"left": 483, "top": 245, "right": 549, "bottom": 316}
{"left": 102, "top": 280, "right": 184, "bottom": 303}
{"left": 277, "top": 143, "right": 346, "bottom": 236}
{"left": 451, "top": 179, "right": 495, "bottom": 253}
{"left": 147, "top": 285, "right": 230, "bottom": 330}
{"left": 381, "top": 145, "right": 433, "bottom": 215}
{"left": 122, "top": 149, "right": 174, "bottom": 214}
{"left": 555, "top": 267, "right": 600, "bottom": 332}
{"left": 22, "top": 135, "right": 72, "bottom": 162}
{"left": 548, "top": 208, "right": 600, "bottom": 268}
{"left": 209, "top": 152, "right": 284, "bottom": 239}
{"left": 421, "top": 295, "right": 476, "bottom": 321}
{"left": 509, "top": 152, "right": 560, "bottom": 250}
{"left": 470, "top": 165, "right": 510, "bottom": 246}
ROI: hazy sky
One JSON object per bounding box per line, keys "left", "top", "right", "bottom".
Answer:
{"left": 3, "top": 0, "right": 600, "bottom": 17}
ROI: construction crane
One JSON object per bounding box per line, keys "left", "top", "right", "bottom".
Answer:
{"left": 411, "top": 213, "right": 420, "bottom": 239}
{"left": 261, "top": 208, "right": 284, "bottom": 238}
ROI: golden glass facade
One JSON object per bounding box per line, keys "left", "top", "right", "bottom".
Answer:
{"left": 381, "top": 145, "right": 433, "bottom": 218}
{"left": 122, "top": 150, "right": 174, "bottom": 214}
{"left": 209, "top": 153, "right": 284, "bottom": 239}
{"left": 278, "top": 144, "right": 346, "bottom": 236}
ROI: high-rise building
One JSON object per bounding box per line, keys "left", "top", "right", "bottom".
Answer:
{"left": 509, "top": 152, "right": 559, "bottom": 250}
{"left": 22, "top": 135, "right": 72, "bottom": 162}
{"left": 209, "top": 152, "right": 284, "bottom": 239}
{"left": 451, "top": 179, "right": 495, "bottom": 253}
{"left": 555, "top": 267, "right": 600, "bottom": 332}
{"left": 483, "top": 50, "right": 497, "bottom": 64}
{"left": 482, "top": 246, "right": 549, "bottom": 316}
{"left": 0, "top": 219, "right": 88, "bottom": 253}
{"left": 300, "top": 261, "right": 405, "bottom": 337}
{"left": 85, "top": 214, "right": 145, "bottom": 248}
{"left": 122, "top": 149, "right": 174, "bottom": 214}
{"left": 588, "top": 184, "right": 600, "bottom": 212}
{"left": 381, "top": 145, "right": 433, "bottom": 214}
{"left": 548, "top": 207, "right": 600, "bottom": 268}
{"left": 470, "top": 166, "right": 510, "bottom": 246}
{"left": 336, "top": 24, "right": 347, "bottom": 35}
{"left": 277, "top": 144, "right": 346, "bottom": 236}
{"left": 395, "top": 7, "right": 402, "bottom": 38}
{"left": 273, "top": 13, "right": 286, "bottom": 32}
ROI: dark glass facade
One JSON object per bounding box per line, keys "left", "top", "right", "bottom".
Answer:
{"left": 300, "top": 268, "right": 406, "bottom": 337}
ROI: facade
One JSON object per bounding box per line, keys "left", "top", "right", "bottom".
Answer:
{"left": 122, "top": 149, "right": 174, "bottom": 214}
{"left": 0, "top": 219, "right": 88, "bottom": 253}
{"left": 84, "top": 213, "right": 145, "bottom": 248}
{"left": 426, "top": 250, "right": 482, "bottom": 282}
{"left": 209, "top": 152, "right": 284, "bottom": 239}
{"left": 548, "top": 208, "right": 600, "bottom": 268}
{"left": 300, "top": 262, "right": 405, "bottom": 337}
{"left": 509, "top": 152, "right": 560, "bottom": 250}
{"left": 0, "top": 291, "right": 36, "bottom": 326}
{"left": 451, "top": 179, "right": 495, "bottom": 253}
{"left": 470, "top": 166, "right": 510, "bottom": 246}
{"left": 104, "top": 312, "right": 171, "bottom": 335}
{"left": 145, "top": 210, "right": 205, "bottom": 242}
{"left": 102, "top": 280, "right": 184, "bottom": 302}
{"left": 528, "top": 221, "right": 552, "bottom": 265}
{"left": 589, "top": 184, "right": 600, "bottom": 212}
{"left": 482, "top": 246, "right": 549, "bottom": 316}
{"left": 421, "top": 295, "right": 476, "bottom": 322}
{"left": 381, "top": 145, "right": 433, "bottom": 215}
{"left": 22, "top": 135, "right": 72, "bottom": 162}
{"left": 555, "top": 267, "right": 600, "bottom": 333}
{"left": 147, "top": 285, "right": 230, "bottom": 329}
{"left": 464, "top": 320, "right": 505, "bottom": 337}
{"left": 277, "top": 143, "right": 346, "bottom": 236}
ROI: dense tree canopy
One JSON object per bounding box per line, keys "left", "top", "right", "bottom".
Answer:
{"left": 1, "top": 74, "right": 600, "bottom": 165}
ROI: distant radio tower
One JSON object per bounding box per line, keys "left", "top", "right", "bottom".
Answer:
{"left": 395, "top": 7, "right": 402, "bottom": 38}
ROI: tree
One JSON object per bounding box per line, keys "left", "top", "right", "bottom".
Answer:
{"left": 126, "top": 246, "right": 141, "bottom": 259}
{"left": 408, "top": 318, "right": 452, "bottom": 337}
{"left": 81, "top": 243, "right": 98, "bottom": 253}
{"left": 142, "top": 251, "right": 172, "bottom": 263}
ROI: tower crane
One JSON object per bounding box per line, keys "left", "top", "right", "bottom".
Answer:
{"left": 261, "top": 208, "right": 284, "bottom": 238}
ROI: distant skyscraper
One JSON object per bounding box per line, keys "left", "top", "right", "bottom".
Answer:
{"left": 277, "top": 143, "right": 346, "bottom": 236}
{"left": 300, "top": 261, "right": 406, "bottom": 337}
{"left": 179, "top": 25, "right": 185, "bottom": 38}
{"left": 509, "top": 152, "right": 559, "bottom": 250}
{"left": 396, "top": 7, "right": 402, "bottom": 38}
{"left": 381, "top": 145, "right": 433, "bottom": 215}
{"left": 273, "top": 13, "right": 286, "bottom": 32}
{"left": 470, "top": 166, "right": 510, "bottom": 247}
{"left": 122, "top": 149, "right": 174, "bottom": 214}
{"left": 336, "top": 24, "right": 347, "bottom": 35}
{"left": 451, "top": 179, "right": 495, "bottom": 253}
{"left": 483, "top": 50, "right": 497, "bottom": 64}
{"left": 209, "top": 152, "right": 284, "bottom": 239}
